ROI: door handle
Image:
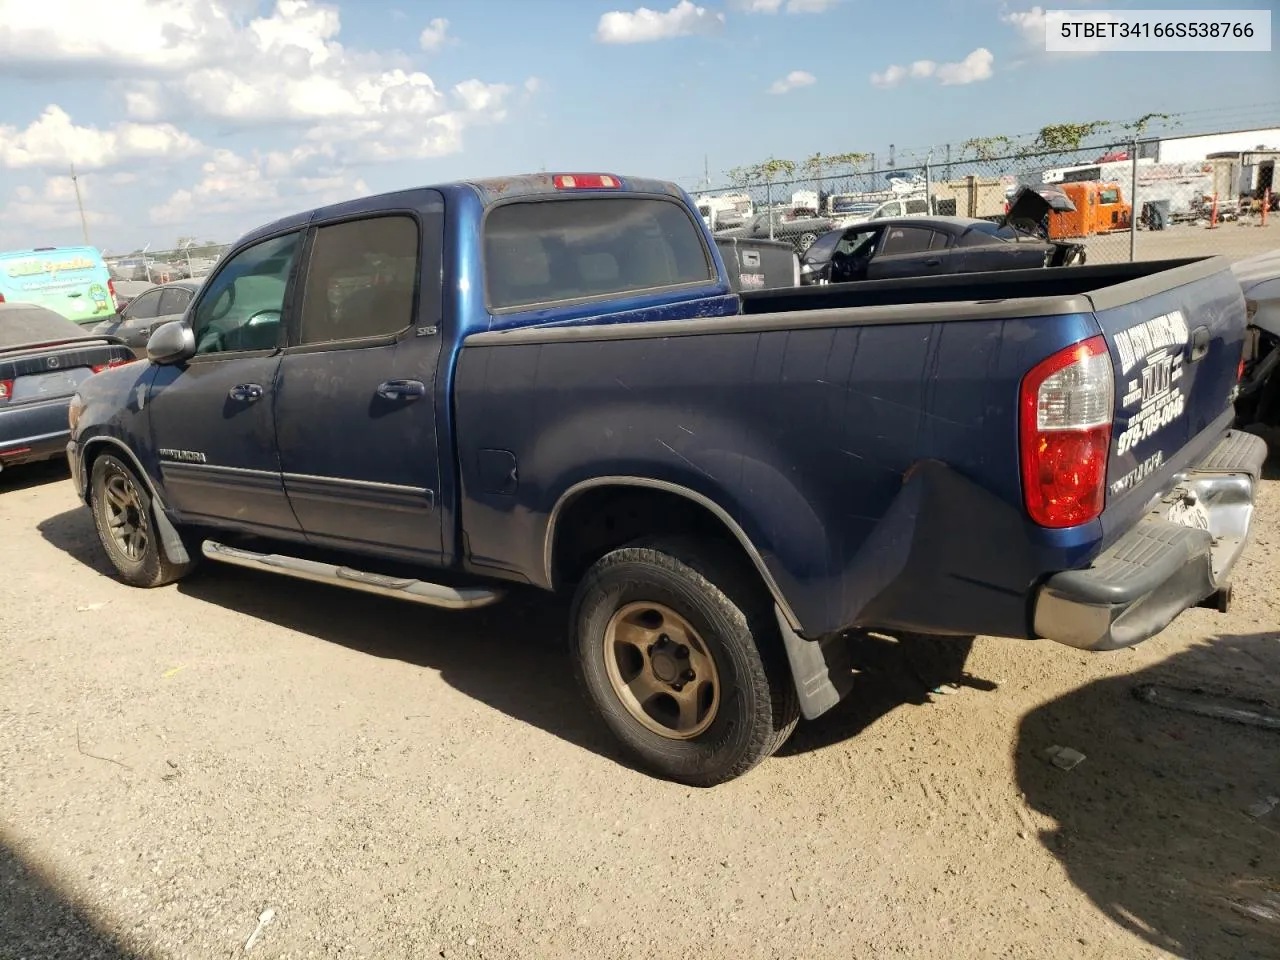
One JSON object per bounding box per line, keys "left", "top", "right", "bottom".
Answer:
{"left": 228, "top": 383, "right": 264, "bottom": 402}
{"left": 1187, "top": 325, "right": 1211, "bottom": 363}
{"left": 923, "top": 257, "right": 942, "bottom": 267}
{"left": 376, "top": 379, "right": 426, "bottom": 401}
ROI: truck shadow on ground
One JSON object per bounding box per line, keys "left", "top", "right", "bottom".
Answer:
{"left": 0, "top": 835, "right": 142, "bottom": 960}
{"left": 35, "top": 506, "right": 993, "bottom": 772}
{"left": 1015, "top": 631, "right": 1280, "bottom": 960}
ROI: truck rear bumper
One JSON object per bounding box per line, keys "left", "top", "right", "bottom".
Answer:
{"left": 1033, "top": 430, "right": 1268, "bottom": 651}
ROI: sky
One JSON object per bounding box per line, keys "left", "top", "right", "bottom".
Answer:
{"left": 0, "top": 0, "right": 1275, "bottom": 253}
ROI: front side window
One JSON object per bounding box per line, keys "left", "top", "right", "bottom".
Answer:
{"left": 191, "top": 232, "right": 300, "bottom": 356}
{"left": 485, "top": 197, "right": 713, "bottom": 310}
{"left": 880, "top": 226, "right": 935, "bottom": 256}
{"left": 157, "top": 287, "right": 192, "bottom": 316}
{"left": 298, "top": 215, "right": 423, "bottom": 345}
{"left": 1099, "top": 188, "right": 1120, "bottom": 205}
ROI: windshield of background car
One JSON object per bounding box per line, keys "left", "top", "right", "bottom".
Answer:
{"left": 484, "top": 197, "right": 713, "bottom": 311}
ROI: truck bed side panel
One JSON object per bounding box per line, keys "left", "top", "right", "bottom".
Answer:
{"left": 453, "top": 310, "right": 1101, "bottom": 638}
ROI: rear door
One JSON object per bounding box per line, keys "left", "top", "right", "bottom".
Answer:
{"left": 274, "top": 198, "right": 445, "bottom": 564}
{"left": 866, "top": 225, "right": 951, "bottom": 281}
{"left": 145, "top": 231, "right": 303, "bottom": 536}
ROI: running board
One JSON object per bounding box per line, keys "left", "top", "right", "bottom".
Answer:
{"left": 201, "top": 540, "right": 504, "bottom": 610}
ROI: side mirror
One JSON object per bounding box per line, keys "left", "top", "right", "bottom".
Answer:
{"left": 146, "top": 320, "right": 196, "bottom": 366}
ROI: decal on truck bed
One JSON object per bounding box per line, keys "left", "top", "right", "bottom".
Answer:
{"left": 1114, "top": 310, "right": 1190, "bottom": 456}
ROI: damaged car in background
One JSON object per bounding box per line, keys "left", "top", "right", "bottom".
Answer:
{"left": 1233, "top": 248, "right": 1280, "bottom": 428}
{"left": 798, "top": 186, "right": 1086, "bottom": 285}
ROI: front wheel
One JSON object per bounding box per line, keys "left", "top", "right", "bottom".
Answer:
{"left": 89, "top": 453, "right": 196, "bottom": 588}
{"left": 797, "top": 232, "right": 818, "bottom": 252}
{"left": 570, "top": 538, "right": 799, "bottom": 786}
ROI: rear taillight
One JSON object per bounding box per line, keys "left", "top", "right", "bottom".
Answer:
{"left": 108, "top": 278, "right": 119, "bottom": 311}
{"left": 91, "top": 358, "right": 134, "bottom": 374}
{"left": 0, "top": 379, "right": 11, "bottom": 401}
{"left": 1019, "top": 335, "right": 1114, "bottom": 528}
{"left": 0, "top": 292, "right": 6, "bottom": 303}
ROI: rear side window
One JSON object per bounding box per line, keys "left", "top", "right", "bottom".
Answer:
{"left": 484, "top": 197, "right": 713, "bottom": 311}
{"left": 125, "top": 290, "right": 162, "bottom": 320}
{"left": 298, "top": 215, "right": 421, "bottom": 345}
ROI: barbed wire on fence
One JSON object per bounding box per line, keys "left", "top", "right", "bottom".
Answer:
{"left": 695, "top": 137, "right": 1277, "bottom": 266}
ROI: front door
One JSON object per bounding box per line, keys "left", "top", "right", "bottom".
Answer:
{"left": 274, "top": 198, "right": 445, "bottom": 563}
{"left": 146, "top": 231, "right": 303, "bottom": 537}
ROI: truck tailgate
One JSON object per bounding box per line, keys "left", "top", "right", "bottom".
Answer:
{"left": 1096, "top": 264, "right": 1246, "bottom": 510}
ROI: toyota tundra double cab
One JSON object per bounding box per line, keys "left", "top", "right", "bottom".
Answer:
{"left": 67, "top": 172, "right": 1266, "bottom": 785}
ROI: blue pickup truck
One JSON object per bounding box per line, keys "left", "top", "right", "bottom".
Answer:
{"left": 66, "top": 172, "right": 1266, "bottom": 785}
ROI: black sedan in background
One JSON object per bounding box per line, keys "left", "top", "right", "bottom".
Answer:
{"left": 799, "top": 187, "right": 1085, "bottom": 285}
{"left": 0, "top": 303, "right": 135, "bottom": 472}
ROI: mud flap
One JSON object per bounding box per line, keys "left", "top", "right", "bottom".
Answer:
{"left": 775, "top": 606, "right": 856, "bottom": 721}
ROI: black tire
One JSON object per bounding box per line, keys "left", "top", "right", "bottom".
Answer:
{"left": 569, "top": 537, "right": 799, "bottom": 786}
{"left": 89, "top": 453, "right": 195, "bottom": 588}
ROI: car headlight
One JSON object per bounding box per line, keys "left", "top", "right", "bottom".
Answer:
{"left": 68, "top": 393, "right": 85, "bottom": 432}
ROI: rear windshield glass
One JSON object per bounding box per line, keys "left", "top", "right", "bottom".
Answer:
{"left": 484, "top": 197, "right": 713, "bottom": 310}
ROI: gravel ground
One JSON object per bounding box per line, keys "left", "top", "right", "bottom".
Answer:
{"left": 1084, "top": 222, "right": 1279, "bottom": 264}
{"left": 1, "top": 434, "right": 1278, "bottom": 960}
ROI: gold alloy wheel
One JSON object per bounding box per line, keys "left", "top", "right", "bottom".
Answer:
{"left": 602, "top": 601, "right": 721, "bottom": 740}
{"left": 102, "top": 468, "right": 150, "bottom": 563}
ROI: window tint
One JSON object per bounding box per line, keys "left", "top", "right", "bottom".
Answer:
{"left": 156, "top": 287, "right": 192, "bottom": 316}
{"left": 124, "top": 290, "right": 162, "bottom": 321}
{"left": 959, "top": 222, "right": 1017, "bottom": 245}
{"left": 881, "top": 226, "right": 935, "bottom": 256}
{"left": 877, "top": 202, "right": 902, "bottom": 218}
{"left": 485, "top": 197, "right": 712, "bottom": 310}
{"left": 904, "top": 199, "right": 929, "bottom": 215}
{"left": 299, "top": 215, "right": 421, "bottom": 345}
{"left": 191, "top": 232, "right": 299, "bottom": 355}
{"left": 928, "top": 230, "right": 951, "bottom": 250}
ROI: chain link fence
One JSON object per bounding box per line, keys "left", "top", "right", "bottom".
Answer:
{"left": 694, "top": 140, "right": 1278, "bottom": 264}
{"left": 104, "top": 243, "right": 232, "bottom": 284}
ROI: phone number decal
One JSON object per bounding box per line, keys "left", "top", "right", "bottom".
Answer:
{"left": 1045, "top": 9, "right": 1271, "bottom": 52}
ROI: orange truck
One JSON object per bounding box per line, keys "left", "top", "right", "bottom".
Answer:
{"left": 1047, "top": 181, "right": 1132, "bottom": 239}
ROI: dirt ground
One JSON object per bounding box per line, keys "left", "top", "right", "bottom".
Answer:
{"left": 2, "top": 436, "right": 1278, "bottom": 960}
{"left": 1085, "top": 220, "right": 1278, "bottom": 264}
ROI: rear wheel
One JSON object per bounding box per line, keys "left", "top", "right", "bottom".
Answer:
{"left": 89, "top": 453, "right": 195, "bottom": 588}
{"left": 797, "top": 232, "right": 819, "bottom": 252}
{"left": 570, "top": 538, "right": 799, "bottom": 786}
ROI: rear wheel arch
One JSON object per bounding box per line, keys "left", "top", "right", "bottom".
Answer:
{"left": 543, "top": 477, "right": 802, "bottom": 632}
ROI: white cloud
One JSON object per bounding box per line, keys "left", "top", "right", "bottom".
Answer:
{"left": 1001, "top": 6, "right": 1045, "bottom": 46}
{"left": 870, "top": 64, "right": 906, "bottom": 88}
{"left": 595, "top": 1, "right": 725, "bottom": 44}
{"left": 0, "top": 2, "right": 514, "bottom": 165}
{"left": 935, "top": 47, "right": 994, "bottom": 85}
{"left": 730, "top": 0, "right": 839, "bottom": 11}
{"left": 149, "top": 147, "right": 369, "bottom": 226}
{"left": 0, "top": 176, "right": 110, "bottom": 246}
{"left": 0, "top": 105, "right": 203, "bottom": 170}
{"left": 1002, "top": 6, "right": 1098, "bottom": 59}
{"left": 768, "top": 70, "right": 816, "bottom": 94}
{"left": 524, "top": 76, "right": 542, "bottom": 95}
{"left": 419, "top": 17, "right": 450, "bottom": 51}
{"left": 0, "top": 0, "right": 239, "bottom": 72}
{"left": 871, "top": 47, "right": 993, "bottom": 88}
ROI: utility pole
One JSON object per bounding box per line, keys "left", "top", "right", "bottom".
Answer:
{"left": 70, "top": 163, "right": 90, "bottom": 245}
{"left": 704, "top": 154, "right": 710, "bottom": 189}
